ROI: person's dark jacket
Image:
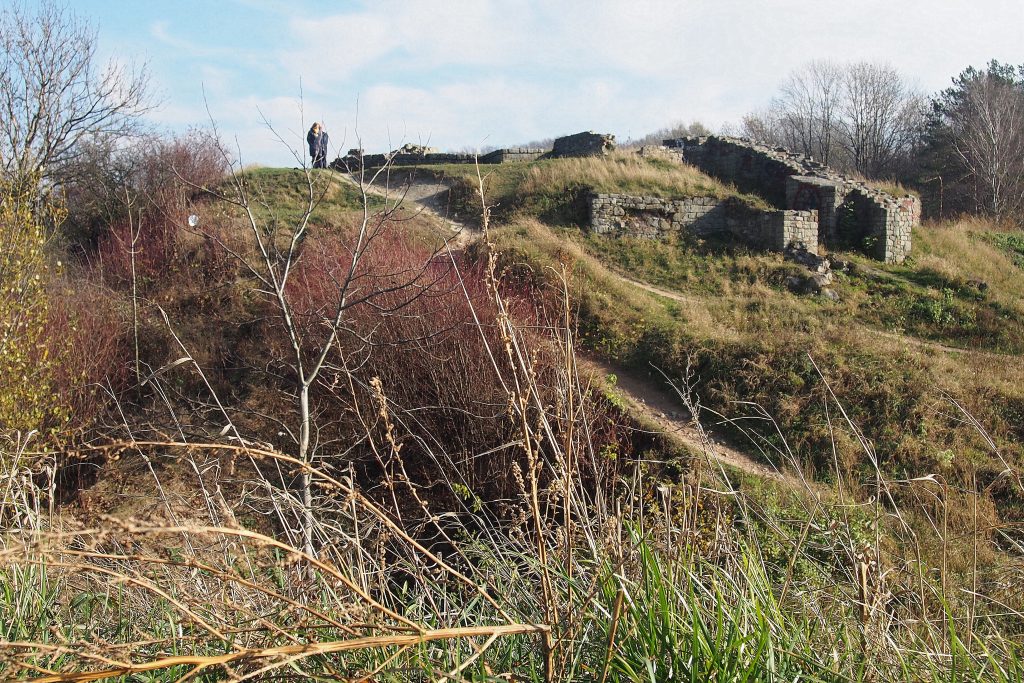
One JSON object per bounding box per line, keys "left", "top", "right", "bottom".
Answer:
{"left": 307, "top": 128, "right": 321, "bottom": 157}
{"left": 307, "top": 127, "right": 329, "bottom": 167}
{"left": 318, "top": 132, "right": 329, "bottom": 159}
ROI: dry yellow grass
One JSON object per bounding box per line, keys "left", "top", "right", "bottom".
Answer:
{"left": 516, "top": 152, "right": 767, "bottom": 206}
{"left": 913, "top": 217, "right": 1024, "bottom": 313}
{"left": 860, "top": 177, "right": 918, "bottom": 198}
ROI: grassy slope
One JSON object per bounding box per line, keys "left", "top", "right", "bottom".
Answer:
{"left": 494, "top": 217, "right": 1023, "bottom": 471}
{"left": 187, "top": 164, "right": 1024, "bottom": 673}
{"left": 489, "top": 215, "right": 1024, "bottom": 625}
{"left": 237, "top": 167, "right": 380, "bottom": 225}
{"left": 402, "top": 153, "right": 1024, "bottom": 503}
{"left": 248, "top": 162, "right": 1024, "bottom": 561}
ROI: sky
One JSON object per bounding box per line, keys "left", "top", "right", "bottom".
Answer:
{"left": 72, "top": 0, "right": 1024, "bottom": 166}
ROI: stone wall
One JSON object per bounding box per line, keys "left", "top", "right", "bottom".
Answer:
{"left": 333, "top": 151, "right": 477, "bottom": 170}
{"left": 588, "top": 193, "right": 818, "bottom": 254}
{"left": 552, "top": 131, "right": 616, "bottom": 158}
{"left": 760, "top": 210, "right": 819, "bottom": 254}
{"left": 479, "top": 147, "right": 547, "bottom": 163}
{"left": 786, "top": 176, "right": 844, "bottom": 243}
{"left": 664, "top": 135, "right": 917, "bottom": 262}
{"left": 333, "top": 146, "right": 548, "bottom": 170}
{"left": 590, "top": 194, "right": 728, "bottom": 238}
{"left": 840, "top": 189, "right": 919, "bottom": 263}
{"left": 668, "top": 136, "right": 808, "bottom": 207}
{"left": 884, "top": 195, "right": 919, "bottom": 263}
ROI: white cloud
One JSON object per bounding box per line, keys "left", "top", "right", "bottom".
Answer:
{"left": 135, "top": 0, "right": 1024, "bottom": 165}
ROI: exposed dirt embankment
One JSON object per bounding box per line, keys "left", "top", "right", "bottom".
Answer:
{"left": 578, "top": 356, "right": 802, "bottom": 486}
{"left": 337, "top": 169, "right": 477, "bottom": 248}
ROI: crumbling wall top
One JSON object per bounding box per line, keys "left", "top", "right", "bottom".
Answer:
{"left": 666, "top": 135, "right": 917, "bottom": 202}
{"left": 552, "top": 131, "right": 616, "bottom": 158}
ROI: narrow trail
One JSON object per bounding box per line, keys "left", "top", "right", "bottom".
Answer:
{"left": 617, "top": 273, "right": 702, "bottom": 306}
{"left": 862, "top": 327, "right": 1016, "bottom": 360}
{"left": 336, "top": 169, "right": 477, "bottom": 249}
{"left": 577, "top": 357, "right": 798, "bottom": 485}
{"left": 580, "top": 266, "right": 1013, "bottom": 488}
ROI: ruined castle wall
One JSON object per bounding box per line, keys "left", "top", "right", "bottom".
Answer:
{"left": 759, "top": 210, "right": 819, "bottom": 253}
{"left": 886, "top": 195, "right": 919, "bottom": 263}
{"left": 841, "top": 189, "right": 918, "bottom": 263}
{"left": 337, "top": 152, "right": 477, "bottom": 169}
{"left": 672, "top": 137, "right": 808, "bottom": 207}
{"left": 665, "top": 136, "right": 918, "bottom": 262}
{"left": 589, "top": 194, "right": 727, "bottom": 238}
{"left": 334, "top": 147, "right": 548, "bottom": 170}
{"left": 786, "top": 176, "right": 845, "bottom": 243}
{"left": 588, "top": 193, "right": 818, "bottom": 254}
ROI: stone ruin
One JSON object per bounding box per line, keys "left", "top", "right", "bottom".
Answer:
{"left": 551, "top": 131, "right": 616, "bottom": 158}
{"left": 663, "top": 135, "right": 919, "bottom": 263}
{"left": 331, "top": 131, "right": 616, "bottom": 171}
{"left": 589, "top": 193, "right": 818, "bottom": 255}
{"left": 333, "top": 145, "right": 547, "bottom": 171}
{"left": 331, "top": 130, "right": 912, "bottom": 264}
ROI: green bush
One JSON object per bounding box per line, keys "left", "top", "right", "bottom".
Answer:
{"left": 0, "top": 177, "right": 69, "bottom": 438}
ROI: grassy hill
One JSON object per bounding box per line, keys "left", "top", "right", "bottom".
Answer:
{"left": 3, "top": 159, "right": 1023, "bottom": 681}
{"left": 487, "top": 215, "right": 1024, "bottom": 510}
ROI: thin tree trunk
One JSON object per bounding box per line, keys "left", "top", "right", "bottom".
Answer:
{"left": 299, "top": 382, "right": 314, "bottom": 559}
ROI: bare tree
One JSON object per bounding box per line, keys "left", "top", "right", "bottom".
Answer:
{"left": 0, "top": 1, "right": 151, "bottom": 183}
{"left": 774, "top": 60, "right": 844, "bottom": 165}
{"left": 941, "top": 65, "right": 1024, "bottom": 219}
{"left": 740, "top": 109, "right": 784, "bottom": 146}
{"left": 193, "top": 129, "right": 449, "bottom": 559}
{"left": 624, "top": 120, "right": 712, "bottom": 148}
{"left": 838, "top": 62, "right": 925, "bottom": 178}
{"left": 743, "top": 61, "right": 923, "bottom": 178}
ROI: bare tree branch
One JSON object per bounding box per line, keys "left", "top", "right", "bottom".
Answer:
{"left": 0, "top": 1, "right": 153, "bottom": 183}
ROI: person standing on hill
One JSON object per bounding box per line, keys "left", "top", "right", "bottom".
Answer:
{"left": 307, "top": 122, "right": 329, "bottom": 168}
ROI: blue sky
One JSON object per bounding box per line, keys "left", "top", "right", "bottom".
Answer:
{"left": 77, "top": 0, "right": 1024, "bottom": 166}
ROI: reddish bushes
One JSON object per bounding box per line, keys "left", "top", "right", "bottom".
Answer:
{"left": 46, "top": 279, "right": 129, "bottom": 432}
{"left": 272, "top": 217, "right": 629, "bottom": 513}
{"left": 90, "top": 130, "right": 228, "bottom": 286}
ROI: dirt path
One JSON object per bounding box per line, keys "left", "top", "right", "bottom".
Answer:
{"left": 617, "top": 273, "right": 701, "bottom": 306}
{"left": 336, "top": 169, "right": 477, "bottom": 249}
{"left": 862, "top": 327, "right": 1015, "bottom": 360}
{"left": 578, "top": 357, "right": 797, "bottom": 485}
{"left": 585, "top": 266, "right": 1011, "bottom": 488}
